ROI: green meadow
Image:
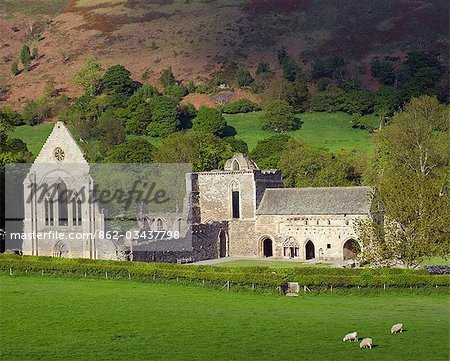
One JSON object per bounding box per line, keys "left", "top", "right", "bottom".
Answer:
{"left": 224, "top": 111, "right": 377, "bottom": 152}
{"left": 0, "top": 274, "right": 448, "bottom": 361}
{"left": 12, "top": 112, "right": 377, "bottom": 156}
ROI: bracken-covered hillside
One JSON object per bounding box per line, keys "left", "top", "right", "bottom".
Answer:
{"left": 0, "top": 0, "right": 448, "bottom": 105}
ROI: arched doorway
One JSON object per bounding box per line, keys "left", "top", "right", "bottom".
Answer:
{"left": 218, "top": 230, "right": 227, "bottom": 258}
{"left": 343, "top": 239, "right": 361, "bottom": 260}
{"left": 262, "top": 238, "right": 273, "bottom": 257}
{"left": 305, "top": 240, "right": 315, "bottom": 260}
{"left": 318, "top": 248, "right": 324, "bottom": 260}
{"left": 53, "top": 241, "right": 69, "bottom": 258}
{"left": 283, "top": 237, "right": 299, "bottom": 258}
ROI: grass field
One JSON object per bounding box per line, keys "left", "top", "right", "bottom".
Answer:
{"left": 1, "top": 274, "right": 448, "bottom": 361}
{"left": 11, "top": 124, "right": 53, "bottom": 155}
{"left": 224, "top": 111, "right": 378, "bottom": 152}
{"left": 12, "top": 112, "right": 376, "bottom": 156}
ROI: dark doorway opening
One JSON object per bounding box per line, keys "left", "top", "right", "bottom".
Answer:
{"left": 232, "top": 191, "right": 240, "bottom": 218}
{"left": 262, "top": 238, "right": 273, "bottom": 257}
{"left": 343, "top": 239, "right": 360, "bottom": 260}
{"left": 305, "top": 240, "right": 315, "bottom": 260}
{"left": 219, "top": 230, "right": 227, "bottom": 258}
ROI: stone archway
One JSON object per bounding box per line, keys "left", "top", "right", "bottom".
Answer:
{"left": 262, "top": 238, "right": 273, "bottom": 257}
{"left": 218, "top": 229, "right": 228, "bottom": 258}
{"left": 318, "top": 248, "right": 324, "bottom": 260}
{"left": 343, "top": 239, "right": 361, "bottom": 260}
{"left": 305, "top": 240, "right": 315, "bottom": 260}
{"left": 52, "top": 241, "right": 69, "bottom": 258}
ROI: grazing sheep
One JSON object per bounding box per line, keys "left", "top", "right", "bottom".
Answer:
{"left": 391, "top": 323, "right": 403, "bottom": 334}
{"left": 359, "top": 338, "right": 373, "bottom": 349}
{"left": 342, "top": 332, "right": 358, "bottom": 342}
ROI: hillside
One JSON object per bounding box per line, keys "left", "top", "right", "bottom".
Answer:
{"left": 0, "top": 0, "right": 448, "bottom": 106}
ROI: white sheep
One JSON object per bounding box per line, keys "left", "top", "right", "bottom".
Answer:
{"left": 342, "top": 332, "right": 358, "bottom": 342}
{"left": 391, "top": 323, "right": 403, "bottom": 334}
{"left": 359, "top": 338, "right": 373, "bottom": 349}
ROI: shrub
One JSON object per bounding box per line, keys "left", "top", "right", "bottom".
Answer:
{"left": 234, "top": 68, "right": 254, "bottom": 87}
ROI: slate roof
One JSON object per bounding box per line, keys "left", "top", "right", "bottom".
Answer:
{"left": 256, "top": 186, "right": 372, "bottom": 215}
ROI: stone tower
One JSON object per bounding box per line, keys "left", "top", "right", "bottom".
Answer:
{"left": 191, "top": 153, "right": 284, "bottom": 256}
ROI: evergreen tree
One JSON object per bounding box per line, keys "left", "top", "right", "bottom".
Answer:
{"left": 20, "top": 45, "right": 31, "bottom": 70}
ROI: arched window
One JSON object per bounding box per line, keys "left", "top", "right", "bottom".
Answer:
{"left": 44, "top": 194, "right": 54, "bottom": 226}
{"left": 232, "top": 159, "right": 240, "bottom": 171}
{"left": 230, "top": 181, "right": 240, "bottom": 219}
{"left": 57, "top": 182, "right": 68, "bottom": 226}
{"left": 175, "top": 218, "right": 182, "bottom": 232}
{"left": 71, "top": 197, "right": 82, "bottom": 226}
{"left": 157, "top": 219, "right": 164, "bottom": 231}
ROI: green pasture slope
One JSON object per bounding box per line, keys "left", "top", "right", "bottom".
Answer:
{"left": 12, "top": 112, "right": 376, "bottom": 156}
{"left": 224, "top": 111, "right": 378, "bottom": 152}
{"left": 11, "top": 124, "right": 53, "bottom": 156}
{"left": 0, "top": 274, "right": 448, "bottom": 361}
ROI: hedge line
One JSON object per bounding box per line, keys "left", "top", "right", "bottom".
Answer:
{"left": 1, "top": 255, "right": 448, "bottom": 289}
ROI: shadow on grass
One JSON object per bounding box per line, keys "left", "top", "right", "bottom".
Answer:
{"left": 222, "top": 125, "right": 237, "bottom": 136}
{"left": 294, "top": 116, "right": 304, "bottom": 130}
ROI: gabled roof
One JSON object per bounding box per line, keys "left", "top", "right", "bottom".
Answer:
{"left": 256, "top": 186, "right": 372, "bottom": 215}
{"left": 34, "top": 122, "right": 87, "bottom": 165}
{"left": 223, "top": 153, "right": 259, "bottom": 171}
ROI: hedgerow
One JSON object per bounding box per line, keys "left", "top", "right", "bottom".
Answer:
{"left": 0, "top": 255, "right": 448, "bottom": 289}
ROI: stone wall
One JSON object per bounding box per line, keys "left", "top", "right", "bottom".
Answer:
{"left": 254, "top": 214, "right": 369, "bottom": 260}
{"left": 196, "top": 171, "right": 257, "bottom": 222}
{"left": 132, "top": 222, "right": 227, "bottom": 263}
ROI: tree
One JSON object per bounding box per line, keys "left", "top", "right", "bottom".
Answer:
{"left": 104, "top": 138, "right": 155, "bottom": 163}
{"left": 159, "top": 67, "right": 176, "bottom": 88}
{"left": 223, "top": 137, "right": 248, "bottom": 155}
{"left": 278, "top": 139, "right": 362, "bottom": 187}
{"left": 74, "top": 58, "right": 103, "bottom": 96}
{"left": 0, "top": 107, "right": 23, "bottom": 126}
{"left": 146, "top": 96, "right": 180, "bottom": 137}
{"left": 357, "top": 96, "right": 450, "bottom": 267}
{"left": 125, "top": 103, "right": 152, "bottom": 135}
{"left": 97, "top": 108, "right": 126, "bottom": 153}
{"left": 192, "top": 107, "right": 227, "bottom": 136}
{"left": 153, "top": 131, "right": 230, "bottom": 171}
{"left": 398, "top": 52, "right": 443, "bottom": 102}
{"left": 260, "top": 100, "right": 297, "bottom": 132}
{"left": 312, "top": 56, "right": 345, "bottom": 79}
{"left": 20, "top": 45, "right": 31, "bottom": 70}
{"left": 370, "top": 57, "right": 396, "bottom": 85}
{"left": 234, "top": 68, "right": 254, "bottom": 87}
{"left": 281, "top": 78, "right": 310, "bottom": 112}
{"left": 256, "top": 62, "right": 271, "bottom": 75}
{"left": 337, "top": 90, "right": 374, "bottom": 115}
{"left": 249, "top": 134, "right": 290, "bottom": 169}
{"left": 374, "top": 86, "right": 401, "bottom": 123}
{"left": 11, "top": 60, "right": 19, "bottom": 76}
{"left": 103, "top": 64, "right": 135, "bottom": 97}
{"left": 163, "top": 83, "right": 188, "bottom": 100}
